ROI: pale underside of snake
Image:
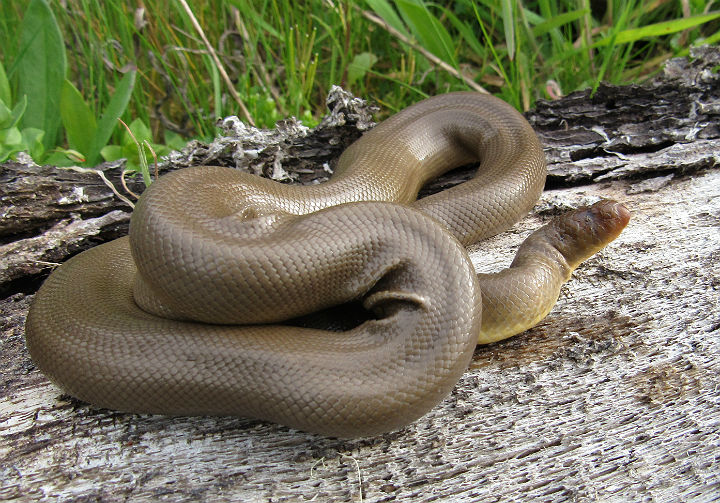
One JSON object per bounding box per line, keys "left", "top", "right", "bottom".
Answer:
{"left": 25, "top": 92, "right": 630, "bottom": 438}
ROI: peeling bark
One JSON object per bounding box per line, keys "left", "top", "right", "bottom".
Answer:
{"left": 1, "top": 47, "right": 719, "bottom": 502}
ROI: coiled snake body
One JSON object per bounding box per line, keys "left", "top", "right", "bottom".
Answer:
{"left": 25, "top": 93, "right": 630, "bottom": 437}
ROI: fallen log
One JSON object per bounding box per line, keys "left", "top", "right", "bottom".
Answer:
{"left": 0, "top": 46, "right": 718, "bottom": 502}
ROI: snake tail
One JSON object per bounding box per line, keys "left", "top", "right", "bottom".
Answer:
{"left": 476, "top": 200, "right": 631, "bottom": 343}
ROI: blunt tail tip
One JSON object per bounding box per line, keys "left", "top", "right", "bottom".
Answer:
{"left": 589, "top": 199, "right": 631, "bottom": 240}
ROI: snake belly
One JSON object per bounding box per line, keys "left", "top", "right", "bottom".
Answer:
{"left": 25, "top": 92, "right": 548, "bottom": 437}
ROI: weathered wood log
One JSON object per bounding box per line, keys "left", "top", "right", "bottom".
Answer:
{"left": 1, "top": 46, "right": 719, "bottom": 502}
{"left": 0, "top": 89, "right": 376, "bottom": 295}
{"left": 2, "top": 46, "right": 718, "bottom": 294}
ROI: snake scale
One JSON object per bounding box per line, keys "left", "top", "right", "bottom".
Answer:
{"left": 25, "top": 92, "right": 630, "bottom": 437}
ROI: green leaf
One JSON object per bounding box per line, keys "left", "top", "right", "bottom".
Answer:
{"left": 164, "top": 131, "right": 187, "bottom": 151}
{"left": 17, "top": 0, "right": 67, "bottom": 152}
{"left": 347, "top": 52, "right": 379, "bottom": 87}
{"left": 364, "top": 0, "right": 411, "bottom": 39}
{"left": 395, "top": 0, "right": 457, "bottom": 66}
{"left": 10, "top": 96, "right": 28, "bottom": 129}
{"left": 86, "top": 70, "right": 136, "bottom": 166}
{"left": 0, "top": 148, "right": 13, "bottom": 163}
{"left": 44, "top": 150, "right": 78, "bottom": 166}
{"left": 0, "top": 126, "right": 22, "bottom": 145}
{"left": 1, "top": 96, "right": 27, "bottom": 130}
{"left": 0, "top": 126, "right": 24, "bottom": 153}
{"left": 100, "top": 144, "right": 124, "bottom": 162}
{"left": 121, "top": 142, "right": 139, "bottom": 162}
{"left": 61, "top": 79, "right": 97, "bottom": 156}
{"left": 594, "top": 11, "right": 720, "bottom": 47}
{"left": 0, "top": 102, "right": 11, "bottom": 127}
{"left": 22, "top": 127, "right": 45, "bottom": 159}
{"left": 501, "top": 0, "right": 515, "bottom": 60}
{"left": 0, "top": 60, "right": 10, "bottom": 106}
{"left": 126, "top": 118, "right": 151, "bottom": 145}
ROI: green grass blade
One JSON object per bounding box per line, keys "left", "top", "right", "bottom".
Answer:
{"left": 697, "top": 28, "right": 720, "bottom": 46}
{"left": 86, "top": 70, "right": 136, "bottom": 166}
{"left": 395, "top": 0, "right": 457, "bottom": 66}
{"left": 591, "top": 0, "right": 636, "bottom": 94}
{"left": 61, "top": 80, "right": 97, "bottom": 156}
{"left": 17, "top": 0, "right": 67, "bottom": 152}
{"left": 208, "top": 55, "right": 222, "bottom": 121}
{"left": 501, "top": 0, "right": 515, "bottom": 61}
{"left": 474, "top": 2, "right": 510, "bottom": 86}
{"left": 595, "top": 11, "right": 720, "bottom": 47}
{"left": 0, "top": 60, "right": 10, "bottom": 106}
{"left": 442, "top": 8, "right": 486, "bottom": 58}
{"left": 532, "top": 9, "right": 590, "bottom": 38}
{"left": 1, "top": 0, "right": 710, "bottom": 147}
{"left": 364, "top": 0, "right": 411, "bottom": 39}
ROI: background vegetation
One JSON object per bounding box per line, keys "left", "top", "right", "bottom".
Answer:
{"left": 0, "top": 0, "right": 718, "bottom": 168}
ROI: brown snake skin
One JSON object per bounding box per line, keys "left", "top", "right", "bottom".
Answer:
{"left": 25, "top": 93, "right": 630, "bottom": 437}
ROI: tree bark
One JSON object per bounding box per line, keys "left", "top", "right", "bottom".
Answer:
{"left": 1, "top": 46, "right": 719, "bottom": 503}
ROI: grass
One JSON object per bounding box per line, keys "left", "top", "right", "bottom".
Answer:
{"left": 0, "top": 0, "right": 718, "bottom": 166}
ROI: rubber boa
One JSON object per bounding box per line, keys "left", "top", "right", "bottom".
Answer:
{"left": 25, "top": 93, "right": 630, "bottom": 437}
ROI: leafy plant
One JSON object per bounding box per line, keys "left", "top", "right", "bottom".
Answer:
{"left": 58, "top": 71, "right": 137, "bottom": 166}
{"left": 0, "top": 61, "right": 44, "bottom": 162}
{"left": 0, "top": 96, "right": 45, "bottom": 162}
{"left": 101, "top": 118, "right": 185, "bottom": 179}
{"left": 0, "top": 0, "right": 143, "bottom": 166}
{"left": 16, "top": 0, "right": 66, "bottom": 153}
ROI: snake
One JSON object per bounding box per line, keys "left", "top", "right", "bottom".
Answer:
{"left": 25, "top": 92, "right": 630, "bottom": 437}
